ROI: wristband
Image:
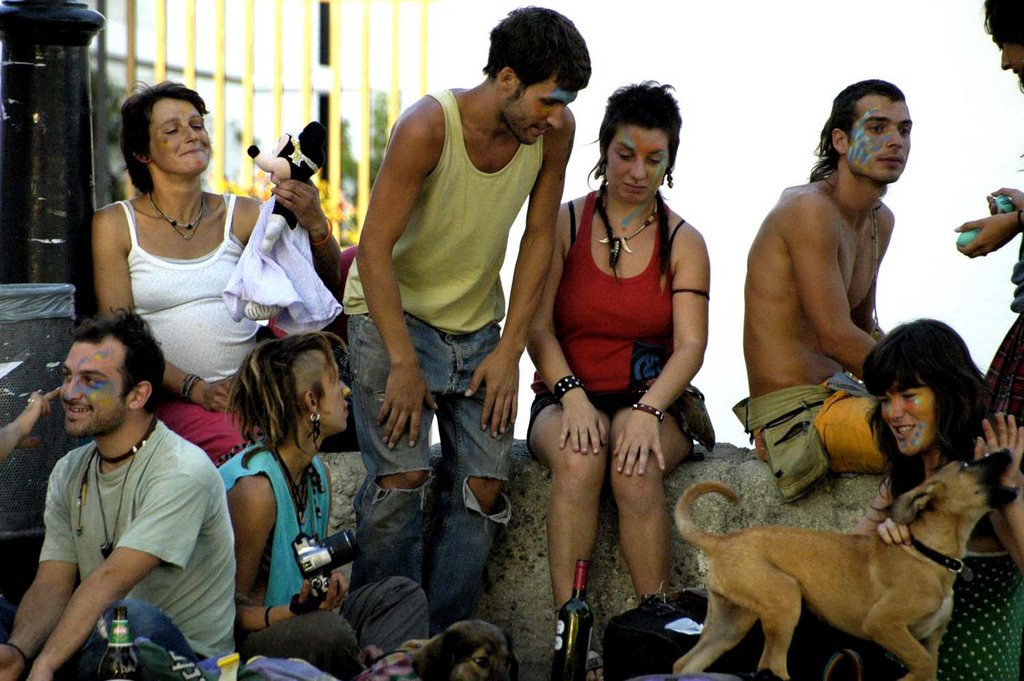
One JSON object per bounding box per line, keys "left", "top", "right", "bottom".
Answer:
{"left": 264, "top": 606, "right": 273, "bottom": 629}
{"left": 632, "top": 402, "right": 665, "bottom": 422}
{"left": 5, "top": 642, "right": 27, "bottom": 665}
{"left": 181, "top": 373, "right": 202, "bottom": 403}
{"left": 310, "top": 225, "right": 333, "bottom": 247}
{"left": 553, "top": 375, "right": 584, "bottom": 400}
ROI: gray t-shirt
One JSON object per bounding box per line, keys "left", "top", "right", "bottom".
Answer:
{"left": 40, "top": 420, "right": 235, "bottom": 657}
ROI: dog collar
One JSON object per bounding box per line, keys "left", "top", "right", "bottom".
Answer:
{"left": 910, "top": 536, "right": 973, "bottom": 581}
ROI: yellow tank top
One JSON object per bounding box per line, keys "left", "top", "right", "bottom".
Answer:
{"left": 343, "top": 89, "right": 544, "bottom": 334}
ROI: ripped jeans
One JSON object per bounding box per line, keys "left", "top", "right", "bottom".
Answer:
{"left": 347, "top": 314, "right": 512, "bottom": 633}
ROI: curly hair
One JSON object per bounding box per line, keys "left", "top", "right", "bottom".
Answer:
{"left": 230, "top": 332, "right": 341, "bottom": 451}
{"left": 809, "top": 79, "right": 905, "bottom": 183}
{"left": 120, "top": 81, "right": 208, "bottom": 194}
{"left": 863, "top": 319, "right": 985, "bottom": 497}
{"left": 483, "top": 6, "right": 591, "bottom": 92}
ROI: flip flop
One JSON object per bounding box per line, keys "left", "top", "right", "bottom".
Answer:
{"left": 586, "top": 650, "right": 604, "bottom": 681}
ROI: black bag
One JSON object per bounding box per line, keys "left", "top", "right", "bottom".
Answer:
{"left": 603, "top": 590, "right": 907, "bottom": 681}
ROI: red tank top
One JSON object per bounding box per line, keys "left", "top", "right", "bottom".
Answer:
{"left": 533, "top": 192, "right": 674, "bottom": 395}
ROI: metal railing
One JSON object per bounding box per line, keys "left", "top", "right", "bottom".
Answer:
{"left": 98, "top": 0, "right": 432, "bottom": 240}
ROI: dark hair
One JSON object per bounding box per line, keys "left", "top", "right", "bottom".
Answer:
{"left": 483, "top": 6, "right": 591, "bottom": 92}
{"left": 592, "top": 82, "right": 682, "bottom": 279}
{"left": 72, "top": 310, "right": 166, "bottom": 412}
{"left": 120, "top": 81, "right": 208, "bottom": 194}
{"left": 863, "top": 319, "right": 985, "bottom": 497}
{"left": 984, "top": 0, "right": 1024, "bottom": 93}
{"left": 809, "top": 79, "right": 906, "bottom": 183}
{"left": 231, "top": 332, "right": 341, "bottom": 451}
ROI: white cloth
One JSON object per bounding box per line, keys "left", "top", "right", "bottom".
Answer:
{"left": 123, "top": 195, "right": 258, "bottom": 382}
{"left": 223, "top": 198, "right": 342, "bottom": 334}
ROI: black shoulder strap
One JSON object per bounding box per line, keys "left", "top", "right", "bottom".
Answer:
{"left": 669, "top": 217, "right": 686, "bottom": 245}
{"left": 568, "top": 200, "right": 577, "bottom": 246}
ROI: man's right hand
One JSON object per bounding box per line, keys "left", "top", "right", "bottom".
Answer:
{"left": 195, "top": 377, "right": 233, "bottom": 413}
{"left": 0, "top": 644, "right": 27, "bottom": 681}
{"left": 378, "top": 363, "right": 436, "bottom": 448}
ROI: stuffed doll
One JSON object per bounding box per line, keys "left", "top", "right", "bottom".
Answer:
{"left": 223, "top": 121, "right": 342, "bottom": 332}
{"left": 246, "top": 120, "right": 328, "bottom": 254}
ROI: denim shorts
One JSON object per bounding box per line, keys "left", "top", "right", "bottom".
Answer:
{"left": 347, "top": 313, "right": 512, "bottom": 480}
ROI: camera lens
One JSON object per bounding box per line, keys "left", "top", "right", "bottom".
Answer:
{"left": 323, "top": 529, "right": 361, "bottom": 566}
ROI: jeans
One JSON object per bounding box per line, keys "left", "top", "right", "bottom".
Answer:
{"left": 77, "top": 599, "right": 196, "bottom": 681}
{"left": 347, "top": 314, "right": 512, "bottom": 633}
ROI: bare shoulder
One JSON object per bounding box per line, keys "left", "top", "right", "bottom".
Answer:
{"left": 874, "top": 200, "right": 896, "bottom": 236}
{"left": 543, "top": 107, "right": 577, "bottom": 161}
{"left": 761, "top": 183, "right": 843, "bottom": 244}
{"left": 226, "top": 473, "right": 275, "bottom": 515}
{"left": 229, "top": 194, "right": 261, "bottom": 242}
{"left": 92, "top": 200, "right": 132, "bottom": 250}
{"left": 391, "top": 94, "right": 446, "bottom": 152}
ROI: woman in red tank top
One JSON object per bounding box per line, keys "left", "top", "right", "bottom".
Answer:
{"left": 527, "top": 82, "right": 712, "bottom": 628}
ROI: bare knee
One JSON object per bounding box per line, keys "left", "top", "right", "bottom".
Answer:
{"left": 611, "top": 469, "right": 665, "bottom": 510}
{"left": 466, "top": 476, "right": 504, "bottom": 513}
{"left": 377, "top": 470, "right": 429, "bottom": 490}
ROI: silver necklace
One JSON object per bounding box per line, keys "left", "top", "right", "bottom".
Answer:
{"left": 149, "top": 193, "right": 205, "bottom": 241}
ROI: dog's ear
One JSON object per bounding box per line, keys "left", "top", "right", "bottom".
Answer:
{"left": 503, "top": 626, "right": 519, "bottom": 681}
{"left": 412, "top": 632, "right": 452, "bottom": 681}
{"left": 891, "top": 481, "right": 938, "bottom": 524}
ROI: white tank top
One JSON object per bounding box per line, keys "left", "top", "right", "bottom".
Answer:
{"left": 121, "top": 195, "right": 258, "bottom": 382}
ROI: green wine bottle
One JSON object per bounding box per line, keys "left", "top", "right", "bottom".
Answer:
{"left": 96, "top": 606, "right": 142, "bottom": 680}
{"left": 551, "top": 559, "right": 593, "bottom": 681}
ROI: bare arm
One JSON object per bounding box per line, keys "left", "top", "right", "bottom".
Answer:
{"left": 0, "top": 561, "right": 77, "bottom": 681}
{"left": 526, "top": 199, "right": 606, "bottom": 455}
{"left": 28, "top": 548, "right": 161, "bottom": 678}
{"left": 469, "top": 109, "right": 577, "bottom": 436}
{"left": 0, "top": 389, "right": 58, "bottom": 463}
{"left": 784, "top": 199, "right": 876, "bottom": 378}
{"left": 357, "top": 98, "right": 445, "bottom": 448}
{"left": 227, "top": 475, "right": 277, "bottom": 632}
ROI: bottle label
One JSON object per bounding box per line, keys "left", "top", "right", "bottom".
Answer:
{"left": 553, "top": 634, "right": 563, "bottom": 651}
{"left": 109, "top": 620, "right": 131, "bottom": 646}
{"left": 555, "top": 620, "right": 565, "bottom": 635}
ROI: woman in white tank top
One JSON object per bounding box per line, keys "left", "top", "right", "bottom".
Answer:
{"left": 91, "top": 82, "right": 342, "bottom": 463}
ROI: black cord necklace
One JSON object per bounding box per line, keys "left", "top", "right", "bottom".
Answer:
{"left": 596, "top": 188, "right": 657, "bottom": 269}
{"left": 94, "top": 451, "right": 135, "bottom": 559}
{"left": 272, "top": 449, "right": 312, "bottom": 526}
{"left": 149, "top": 193, "right": 205, "bottom": 240}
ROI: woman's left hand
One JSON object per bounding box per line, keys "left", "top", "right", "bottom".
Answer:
{"left": 975, "top": 412, "right": 1024, "bottom": 488}
{"left": 320, "top": 570, "right": 349, "bottom": 611}
{"left": 613, "top": 410, "right": 664, "bottom": 476}
{"left": 273, "top": 179, "right": 330, "bottom": 241}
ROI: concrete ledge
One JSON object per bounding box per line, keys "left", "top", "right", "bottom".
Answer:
{"left": 321, "top": 442, "right": 881, "bottom": 679}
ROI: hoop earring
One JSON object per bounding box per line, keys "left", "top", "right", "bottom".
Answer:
{"left": 309, "top": 412, "right": 321, "bottom": 444}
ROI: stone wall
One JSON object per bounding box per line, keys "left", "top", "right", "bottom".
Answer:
{"left": 321, "top": 442, "right": 882, "bottom": 679}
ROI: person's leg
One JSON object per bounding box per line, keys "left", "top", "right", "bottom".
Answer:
{"left": 423, "top": 324, "right": 512, "bottom": 633}
{"left": 0, "top": 595, "right": 15, "bottom": 642}
{"left": 77, "top": 598, "right": 196, "bottom": 681}
{"left": 348, "top": 314, "right": 434, "bottom": 590}
{"left": 608, "top": 409, "right": 692, "bottom": 598}
{"left": 529, "top": 400, "right": 609, "bottom": 607}
{"left": 239, "top": 610, "right": 362, "bottom": 680}
{"left": 342, "top": 576, "right": 429, "bottom": 653}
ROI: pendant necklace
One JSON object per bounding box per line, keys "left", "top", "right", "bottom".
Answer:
{"left": 149, "top": 193, "right": 205, "bottom": 241}
{"left": 273, "top": 449, "right": 312, "bottom": 526}
{"left": 600, "top": 209, "right": 657, "bottom": 269}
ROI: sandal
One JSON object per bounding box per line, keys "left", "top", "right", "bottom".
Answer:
{"left": 586, "top": 650, "right": 604, "bottom": 681}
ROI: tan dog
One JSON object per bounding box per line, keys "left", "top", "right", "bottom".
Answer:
{"left": 672, "top": 450, "right": 1015, "bottom": 681}
{"left": 405, "top": 619, "right": 519, "bottom": 681}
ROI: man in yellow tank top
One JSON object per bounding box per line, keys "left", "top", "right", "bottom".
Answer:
{"left": 343, "top": 7, "right": 590, "bottom": 632}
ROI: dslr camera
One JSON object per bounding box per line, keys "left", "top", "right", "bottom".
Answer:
{"left": 292, "top": 530, "right": 361, "bottom": 603}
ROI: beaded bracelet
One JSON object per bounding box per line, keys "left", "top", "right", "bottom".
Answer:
{"left": 181, "top": 373, "right": 202, "bottom": 403}
{"left": 632, "top": 402, "right": 665, "bottom": 422}
{"left": 553, "top": 374, "right": 584, "bottom": 400}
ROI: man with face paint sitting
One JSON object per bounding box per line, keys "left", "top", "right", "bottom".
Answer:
{"left": 735, "top": 79, "right": 913, "bottom": 501}
{"left": 0, "top": 311, "right": 235, "bottom": 681}
{"left": 342, "top": 6, "right": 590, "bottom": 632}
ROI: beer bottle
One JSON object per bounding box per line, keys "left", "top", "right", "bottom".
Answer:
{"left": 550, "top": 559, "right": 593, "bottom": 681}
{"left": 96, "top": 606, "right": 142, "bottom": 680}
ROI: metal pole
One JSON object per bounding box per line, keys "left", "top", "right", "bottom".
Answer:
{"left": 0, "top": 0, "right": 105, "bottom": 317}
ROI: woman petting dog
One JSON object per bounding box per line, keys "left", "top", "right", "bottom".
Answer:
{"left": 852, "top": 320, "right": 1024, "bottom": 680}
{"left": 526, "top": 82, "right": 711, "bottom": 677}
{"left": 219, "top": 333, "right": 428, "bottom": 678}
